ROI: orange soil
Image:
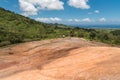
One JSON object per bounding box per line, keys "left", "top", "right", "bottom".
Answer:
{"left": 0, "top": 38, "right": 120, "bottom": 80}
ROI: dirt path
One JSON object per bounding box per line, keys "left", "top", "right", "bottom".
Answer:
{"left": 0, "top": 38, "right": 119, "bottom": 80}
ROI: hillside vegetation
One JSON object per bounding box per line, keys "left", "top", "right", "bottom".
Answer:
{"left": 0, "top": 7, "right": 120, "bottom": 47}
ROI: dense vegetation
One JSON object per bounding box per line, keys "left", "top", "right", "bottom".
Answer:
{"left": 0, "top": 7, "right": 120, "bottom": 47}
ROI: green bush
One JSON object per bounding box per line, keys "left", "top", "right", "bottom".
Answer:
{"left": 8, "top": 33, "right": 24, "bottom": 44}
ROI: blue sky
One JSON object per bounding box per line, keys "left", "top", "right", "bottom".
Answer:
{"left": 0, "top": 0, "right": 120, "bottom": 25}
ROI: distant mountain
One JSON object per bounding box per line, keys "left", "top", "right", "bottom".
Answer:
{"left": 71, "top": 24, "right": 120, "bottom": 29}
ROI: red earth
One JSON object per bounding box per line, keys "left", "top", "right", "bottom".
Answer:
{"left": 0, "top": 38, "right": 120, "bottom": 80}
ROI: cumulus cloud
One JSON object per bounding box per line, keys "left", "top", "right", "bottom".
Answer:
{"left": 99, "top": 18, "right": 106, "bottom": 22}
{"left": 68, "top": 0, "right": 90, "bottom": 9}
{"left": 68, "top": 19, "right": 73, "bottom": 22}
{"left": 88, "top": 10, "right": 100, "bottom": 15}
{"left": 68, "top": 18, "right": 92, "bottom": 22}
{"left": 35, "top": 17, "right": 62, "bottom": 23}
{"left": 94, "top": 10, "right": 100, "bottom": 14}
{"left": 82, "top": 18, "right": 91, "bottom": 22}
{"left": 68, "top": 19, "right": 81, "bottom": 22}
{"left": 19, "top": 0, "right": 64, "bottom": 16}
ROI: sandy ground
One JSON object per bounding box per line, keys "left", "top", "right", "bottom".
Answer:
{"left": 0, "top": 37, "right": 120, "bottom": 80}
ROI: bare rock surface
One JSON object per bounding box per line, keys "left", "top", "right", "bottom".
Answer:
{"left": 0, "top": 37, "right": 120, "bottom": 80}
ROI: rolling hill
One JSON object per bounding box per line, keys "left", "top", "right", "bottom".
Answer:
{"left": 0, "top": 7, "right": 120, "bottom": 47}
{"left": 0, "top": 7, "right": 74, "bottom": 46}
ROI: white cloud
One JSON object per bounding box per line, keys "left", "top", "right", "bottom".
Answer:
{"left": 99, "top": 18, "right": 106, "bottom": 22}
{"left": 74, "top": 19, "right": 81, "bottom": 22}
{"left": 68, "top": 19, "right": 73, "bottom": 22}
{"left": 94, "top": 10, "right": 100, "bottom": 14}
{"left": 35, "top": 17, "right": 62, "bottom": 23}
{"left": 35, "top": 18, "right": 50, "bottom": 22}
{"left": 68, "top": 19, "right": 81, "bottom": 22}
{"left": 68, "top": 0, "right": 90, "bottom": 9}
{"left": 19, "top": 0, "right": 64, "bottom": 16}
{"left": 50, "top": 17, "right": 62, "bottom": 22}
{"left": 82, "top": 18, "right": 92, "bottom": 22}
{"left": 68, "top": 18, "right": 92, "bottom": 22}
{"left": 88, "top": 10, "right": 100, "bottom": 15}
{"left": 19, "top": 0, "right": 38, "bottom": 16}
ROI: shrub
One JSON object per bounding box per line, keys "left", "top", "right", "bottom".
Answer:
{"left": 8, "top": 33, "right": 24, "bottom": 44}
